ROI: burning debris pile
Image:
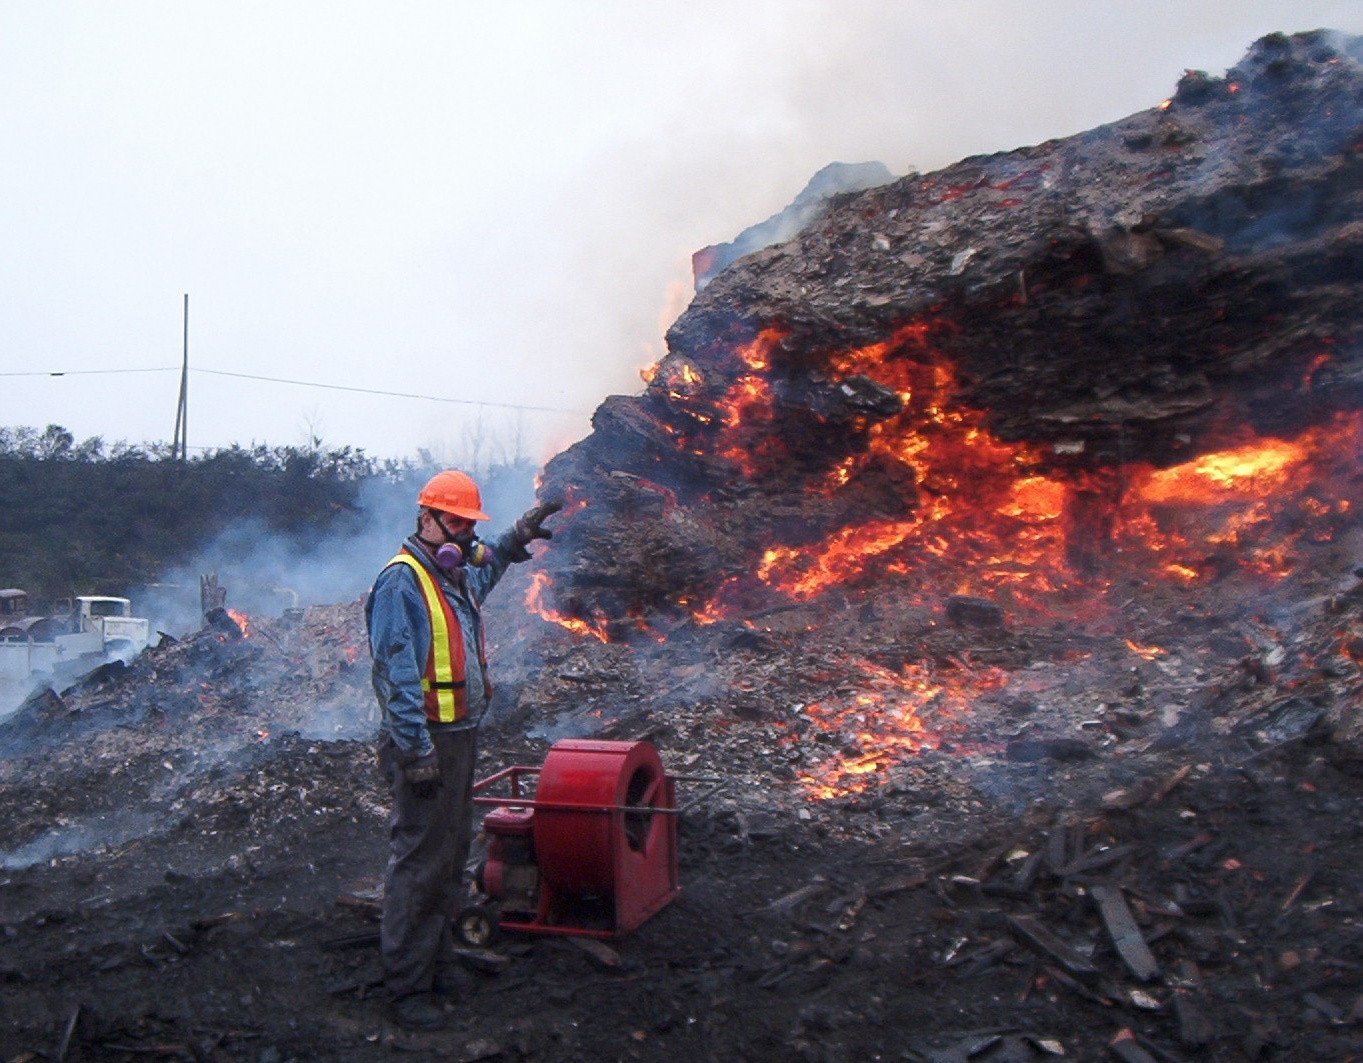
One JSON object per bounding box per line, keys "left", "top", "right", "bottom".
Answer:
{"left": 515, "top": 30, "right": 1363, "bottom": 796}
{"left": 4, "top": 30, "right": 1363, "bottom": 1063}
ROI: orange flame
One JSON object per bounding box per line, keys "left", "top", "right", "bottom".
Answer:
{"left": 1114, "top": 417, "right": 1359, "bottom": 581}
{"left": 1130, "top": 438, "right": 1305, "bottom": 503}
{"left": 526, "top": 571, "right": 611, "bottom": 643}
{"left": 640, "top": 321, "right": 1359, "bottom": 796}
{"left": 706, "top": 329, "right": 787, "bottom": 476}
{"left": 227, "top": 609, "right": 251, "bottom": 637}
{"left": 735, "top": 329, "right": 780, "bottom": 371}
{"left": 759, "top": 520, "right": 923, "bottom": 602}
{"left": 639, "top": 278, "right": 694, "bottom": 381}
{"left": 754, "top": 323, "right": 1088, "bottom": 613}
{"left": 649, "top": 359, "right": 706, "bottom": 401}
{"left": 744, "top": 319, "right": 1360, "bottom": 617}
{"left": 684, "top": 575, "right": 747, "bottom": 626}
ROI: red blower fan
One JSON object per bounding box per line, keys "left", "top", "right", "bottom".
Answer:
{"left": 460, "top": 739, "right": 711, "bottom": 943}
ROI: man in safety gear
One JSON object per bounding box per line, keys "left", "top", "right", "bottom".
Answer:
{"left": 365, "top": 469, "right": 559, "bottom": 1029}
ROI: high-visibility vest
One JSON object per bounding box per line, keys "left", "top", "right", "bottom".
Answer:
{"left": 385, "top": 549, "right": 490, "bottom": 724}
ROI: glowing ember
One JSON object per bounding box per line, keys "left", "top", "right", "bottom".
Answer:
{"left": 1114, "top": 415, "right": 1362, "bottom": 582}
{"left": 750, "top": 322, "right": 1092, "bottom": 614}
{"left": 1125, "top": 639, "right": 1167, "bottom": 660}
{"left": 822, "top": 456, "right": 859, "bottom": 492}
{"left": 1339, "top": 632, "right": 1363, "bottom": 664}
{"left": 705, "top": 329, "right": 787, "bottom": 476}
{"left": 999, "top": 476, "right": 1067, "bottom": 522}
{"left": 787, "top": 658, "right": 1008, "bottom": 799}
{"left": 721, "top": 375, "right": 770, "bottom": 428}
{"left": 518, "top": 493, "right": 620, "bottom": 643}
{"left": 758, "top": 520, "right": 922, "bottom": 602}
{"left": 227, "top": 609, "right": 251, "bottom": 637}
{"left": 716, "top": 377, "right": 778, "bottom": 476}
{"left": 685, "top": 596, "right": 726, "bottom": 626}
{"left": 685, "top": 575, "right": 747, "bottom": 626}
{"left": 639, "top": 320, "right": 1363, "bottom": 639}
{"left": 651, "top": 359, "right": 706, "bottom": 401}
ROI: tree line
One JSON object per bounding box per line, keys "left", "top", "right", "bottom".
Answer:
{"left": 0, "top": 424, "right": 535, "bottom": 605}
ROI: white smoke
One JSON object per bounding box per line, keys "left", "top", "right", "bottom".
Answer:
{"left": 136, "top": 466, "right": 539, "bottom": 636}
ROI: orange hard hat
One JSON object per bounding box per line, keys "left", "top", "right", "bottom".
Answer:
{"left": 418, "top": 470, "right": 491, "bottom": 521}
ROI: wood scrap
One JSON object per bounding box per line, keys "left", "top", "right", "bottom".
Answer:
{"left": 1090, "top": 885, "right": 1160, "bottom": 982}
{"left": 1005, "top": 915, "right": 1098, "bottom": 978}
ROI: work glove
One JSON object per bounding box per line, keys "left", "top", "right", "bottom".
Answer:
{"left": 403, "top": 749, "right": 441, "bottom": 800}
{"left": 512, "top": 500, "right": 564, "bottom": 547}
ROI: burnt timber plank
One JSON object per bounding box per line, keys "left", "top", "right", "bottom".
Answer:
{"left": 1090, "top": 885, "right": 1160, "bottom": 982}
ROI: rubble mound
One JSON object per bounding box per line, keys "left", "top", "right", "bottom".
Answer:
{"left": 0, "top": 604, "right": 371, "bottom": 855}
{"left": 539, "top": 30, "right": 1363, "bottom": 635}
{"left": 3, "top": 31, "right": 1363, "bottom": 1062}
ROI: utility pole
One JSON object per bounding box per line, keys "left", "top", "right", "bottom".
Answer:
{"left": 172, "top": 293, "right": 189, "bottom": 461}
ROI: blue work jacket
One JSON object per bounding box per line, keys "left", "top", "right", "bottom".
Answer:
{"left": 365, "top": 531, "right": 527, "bottom": 760}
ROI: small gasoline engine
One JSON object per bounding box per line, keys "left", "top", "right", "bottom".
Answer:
{"left": 459, "top": 739, "right": 700, "bottom": 943}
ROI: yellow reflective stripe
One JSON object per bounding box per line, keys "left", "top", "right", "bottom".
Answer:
{"left": 388, "top": 553, "right": 459, "bottom": 723}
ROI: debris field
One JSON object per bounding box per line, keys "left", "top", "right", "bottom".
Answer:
{"left": 4, "top": 29, "right": 1363, "bottom": 1063}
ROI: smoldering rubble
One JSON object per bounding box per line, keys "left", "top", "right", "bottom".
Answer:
{"left": 2, "top": 30, "right": 1363, "bottom": 1063}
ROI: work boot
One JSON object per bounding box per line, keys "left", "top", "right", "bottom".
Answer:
{"left": 391, "top": 992, "right": 449, "bottom": 1030}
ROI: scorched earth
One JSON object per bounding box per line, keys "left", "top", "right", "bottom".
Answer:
{"left": 4, "top": 28, "right": 1363, "bottom": 1063}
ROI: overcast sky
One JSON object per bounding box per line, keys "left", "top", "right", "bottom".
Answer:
{"left": 2, "top": 2, "right": 1359, "bottom": 465}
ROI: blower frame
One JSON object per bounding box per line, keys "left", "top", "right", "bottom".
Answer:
{"left": 461, "top": 738, "right": 718, "bottom": 942}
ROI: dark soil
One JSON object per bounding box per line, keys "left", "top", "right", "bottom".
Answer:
{"left": 2, "top": 584, "right": 1362, "bottom": 1062}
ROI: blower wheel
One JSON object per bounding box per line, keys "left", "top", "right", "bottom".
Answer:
{"left": 454, "top": 904, "right": 499, "bottom": 948}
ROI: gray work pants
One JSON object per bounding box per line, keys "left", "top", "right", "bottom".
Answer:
{"left": 378, "top": 727, "right": 478, "bottom": 999}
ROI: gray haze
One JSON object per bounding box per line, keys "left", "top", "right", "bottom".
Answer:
{"left": 2, "top": 2, "right": 1359, "bottom": 463}
{"left": 137, "top": 467, "right": 538, "bottom": 635}
{"left": 0, "top": 464, "right": 538, "bottom": 721}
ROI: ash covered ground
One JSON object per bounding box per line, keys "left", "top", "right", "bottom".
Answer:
{"left": 2, "top": 542, "right": 1363, "bottom": 1062}
{"left": 5, "top": 29, "right": 1363, "bottom": 1063}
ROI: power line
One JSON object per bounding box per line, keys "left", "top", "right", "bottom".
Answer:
{"left": 0, "top": 367, "right": 177, "bottom": 377}
{"left": 2, "top": 363, "right": 587, "bottom": 416}
{"left": 194, "top": 367, "right": 582, "bottom": 415}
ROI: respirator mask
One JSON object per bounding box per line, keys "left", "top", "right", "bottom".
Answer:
{"left": 435, "top": 537, "right": 491, "bottom": 571}
{"left": 431, "top": 511, "right": 491, "bottom": 572}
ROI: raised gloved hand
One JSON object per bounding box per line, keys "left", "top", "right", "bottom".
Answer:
{"left": 403, "top": 749, "right": 441, "bottom": 800}
{"left": 512, "top": 500, "right": 564, "bottom": 547}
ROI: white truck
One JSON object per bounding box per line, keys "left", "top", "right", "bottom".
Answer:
{"left": 72, "top": 596, "right": 151, "bottom": 653}
{"left": 0, "top": 592, "right": 150, "bottom": 681}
